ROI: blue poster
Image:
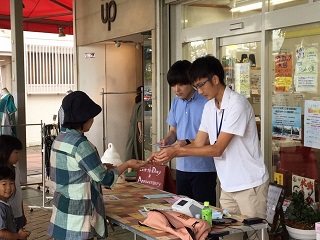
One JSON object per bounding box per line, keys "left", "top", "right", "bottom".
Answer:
{"left": 272, "top": 106, "right": 302, "bottom": 139}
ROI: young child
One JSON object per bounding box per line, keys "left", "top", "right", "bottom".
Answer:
{"left": 0, "top": 135, "right": 27, "bottom": 231}
{"left": 0, "top": 166, "right": 30, "bottom": 239}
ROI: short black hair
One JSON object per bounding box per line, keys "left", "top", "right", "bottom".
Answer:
{"left": 0, "top": 166, "right": 15, "bottom": 181}
{"left": 136, "top": 86, "right": 143, "bottom": 94}
{"left": 167, "top": 60, "right": 192, "bottom": 86}
{"left": 135, "top": 86, "right": 143, "bottom": 103}
{"left": 188, "top": 55, "right": 225, "bottom": 86}
{"left": 0, "top": 135, "right": 23, "bottom": 166}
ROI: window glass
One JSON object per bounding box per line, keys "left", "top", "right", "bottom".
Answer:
{"left": 181, "top": 0, "right": 309, "bottom": 29}
{"left": 268, "top": 0, "right": 308, "bottom": 11}
{"left": 143, "top": 33, "right": 152, "bottom": 160}
{"left": 182, "top": 0, "right": 261, "bottom": 29}
{"left": 182, "top": 39, "right": 213, "bottom": 62}
{"left": 271, "top": 25, "right": 320, "bottom": 201}
{"left": 220, "top": 42, "right": 262, "bottom": 138}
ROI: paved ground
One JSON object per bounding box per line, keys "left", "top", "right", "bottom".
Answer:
{"left": 23, "top": 183, "right": 143, "bottom": 240}
{"left": 23, "top": 147, "right": 143, "bottom": 240}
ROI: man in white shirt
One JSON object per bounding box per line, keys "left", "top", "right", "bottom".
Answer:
{"left": 149, "top": 55, "right": 269, "bottom": 220}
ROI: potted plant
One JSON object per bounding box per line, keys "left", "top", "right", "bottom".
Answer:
{"left": 285, "top": 191, "right": 320, "bottom": 239}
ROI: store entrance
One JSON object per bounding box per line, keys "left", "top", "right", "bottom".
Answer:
{"left": 103, "top": 31, "right": 153, "bottom": 161}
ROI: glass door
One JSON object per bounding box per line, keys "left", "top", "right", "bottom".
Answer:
{"left": 142, "top": 32, "right": 152, "bottom": 160}
{"left": 269, "top": 24, "right": 320, "bottom": 201}
{"left": 219, "top": 33, "right": 262, "bottom": 139}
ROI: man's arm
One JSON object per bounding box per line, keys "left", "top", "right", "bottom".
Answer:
{"left": 160, "top": 126, "right": 197, "bottom": 147}
{"left": 152, "top": 131, "right": 234, "bottom": 163}
{"left": 159, "top": 126, "right": 177, "bottom": 146}
{"left": 0, "top": 228, "right": 31, "bottom": 239}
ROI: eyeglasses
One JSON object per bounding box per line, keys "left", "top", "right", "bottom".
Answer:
{"left": 192, "top": 78, "right": 210, "bottom": 90}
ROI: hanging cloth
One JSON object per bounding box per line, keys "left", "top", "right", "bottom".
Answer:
{"left": 0, "top": 94, "right": 17, "bottom": 136}
{"left": 43, "top": 124, "right": 58, "bottom": 178}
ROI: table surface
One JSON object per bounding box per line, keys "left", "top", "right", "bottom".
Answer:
{"left": 103, "top": 182, "right": 268, "bottom": 240}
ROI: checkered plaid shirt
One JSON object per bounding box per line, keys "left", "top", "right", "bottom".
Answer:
{"left": 47, "top": 129, "right": 118, "bottom": 239}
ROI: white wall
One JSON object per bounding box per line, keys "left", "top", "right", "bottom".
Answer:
{"left": 105, "top": 44, "right": 142, "bottom": 160}
{"left": 75, "top": 0, "right": 155, "bottom": 46}
{"left": 0, "top": 29, "right": 74, "bottom": 146}
{"left": 77, "top": 43, "right": 142, "bottom": 160}
{"left": 77, "top": 44, "right": 106, "bottom": 156}
{"left": 26, "top": 95, "right": 64, "bottom": 146}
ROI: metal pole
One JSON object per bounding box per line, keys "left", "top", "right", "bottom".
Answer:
{"left": 100, "top": 89, "right": 138, "bottom": 153}
{"left": 141, "top": 86, "right": 144, "bottom": 161}
{"left": 101, "top": 88, "right": 106, "bottom": 152}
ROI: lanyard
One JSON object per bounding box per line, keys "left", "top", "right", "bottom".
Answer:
{"left": 216, "top": 109, "right": 225, "bottom": 139}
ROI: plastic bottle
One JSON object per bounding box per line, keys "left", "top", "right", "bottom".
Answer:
{"left": 201, "top": 201, "right": 212, "bottom": 227}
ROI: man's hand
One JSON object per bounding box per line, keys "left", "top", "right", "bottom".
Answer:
{"left": 153, "top": 146, "right": 179, "bottom": 164}
{"left": 173, "top": 140, "right": 188, "bottom": 147}
{"left": 158, "top": 139, "right": 166, "bottom": 146}
{"left": 158, "top": 139, "right": 173, "bottom": 148}
{"left": 147, "top": 151, "right": 161, "bottom": 164}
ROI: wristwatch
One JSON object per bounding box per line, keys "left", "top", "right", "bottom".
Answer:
{"left": 185, "top": 139, "right": 191, "bottom": 145}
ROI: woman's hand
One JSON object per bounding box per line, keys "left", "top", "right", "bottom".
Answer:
{"left": 116, "top": 160, "right": 145, "bottom": 175}
{"left": 18, "top": 228, "right": 31, "bottom": 239}
{"left": 103, "top": 163, "right": 115, "bottom": 170}
{"left": 127, "top": 159, "right": 147, "bottom": 170}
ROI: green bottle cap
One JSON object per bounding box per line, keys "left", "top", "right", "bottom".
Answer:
{"left": 204, "top": 201, "right": 210, "bottom": 206}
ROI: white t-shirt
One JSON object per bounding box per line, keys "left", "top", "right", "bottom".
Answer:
{"left": 199, "top": 87, "right": 269, "bottom": 192}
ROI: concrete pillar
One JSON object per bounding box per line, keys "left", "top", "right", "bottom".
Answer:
{"left": 10, "top": 0, "right": 27, "bottom": 184}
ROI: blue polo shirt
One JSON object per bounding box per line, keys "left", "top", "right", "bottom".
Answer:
{"left": 167, "top": 91, "right": 216, "bottom": 172}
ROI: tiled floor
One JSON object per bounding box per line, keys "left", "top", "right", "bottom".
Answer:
{"left": 23, "top": 147, "right": 142, "bottom": 240}
{"left": 22, "top": 183, "right": 143, "bottom": 240}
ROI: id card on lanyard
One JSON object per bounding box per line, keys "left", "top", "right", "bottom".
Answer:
{"left": 215, "top": 109, "right": 224, "bottom": 160}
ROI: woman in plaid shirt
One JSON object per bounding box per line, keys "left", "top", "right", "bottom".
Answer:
{"left": 47, "top": 91, "right": 145, "bottom": 239}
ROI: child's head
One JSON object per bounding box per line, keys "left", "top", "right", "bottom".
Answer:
{"left": 0, "top": 135, "right": 23, "bottom": 166}
{"left": 0, "top": 166, "right": 15, "bottom": 201}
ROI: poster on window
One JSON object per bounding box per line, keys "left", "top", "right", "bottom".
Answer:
{"left": 234, "top": 63, "right": 250, "bottom": 98}
{"left": 274, "top": 54, "right": 293, "bottom": 92}
{"left": 294, "top": 46, "right": 318, "bottom": 92}
{"left": 272, "top": 106, "right": 301, "bottom": 139}
{"left": 250, "top": 69, "right": 261, "bottom": 96}
{"left": 292, "top": 174, "right": 315, "bottom": 203}
{"left": 273, "top": 93, "right": 290, "bottom": 106}
{"left": 304, "top": 100, "right": 320, "bottom": 149}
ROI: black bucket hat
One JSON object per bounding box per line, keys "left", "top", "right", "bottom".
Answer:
{"left": 62, "top": 91, "right": 102, "bottom": 123}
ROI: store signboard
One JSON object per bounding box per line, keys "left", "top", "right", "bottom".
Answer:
{"left": 136, "top": 164, "right": 176, "bottom": 193}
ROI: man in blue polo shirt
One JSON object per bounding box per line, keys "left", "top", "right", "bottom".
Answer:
{"left": 159, "top": 60, "right": 217, "bottom": 205}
